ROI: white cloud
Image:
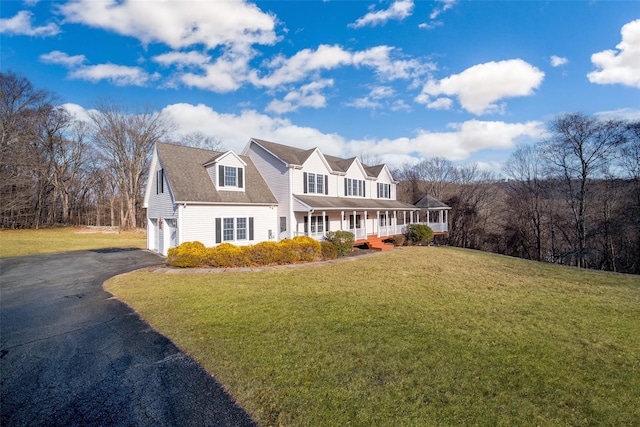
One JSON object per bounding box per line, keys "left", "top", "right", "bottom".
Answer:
{"left": 345, "top": 97, "right": 383, "bottom": 110}
{"left": 39, "top": 50, "right": 156, "bottom": 87}
{"left": 391, "top": 100, "right": 412, "bottom": 112}
{"left": 429, "top": 0, "right": 456, "bottom": 20}
{"left": 426, "top": 97, "right": 453, "bottom": 110}
{"left": 266, "top": 79, "right": 334, "bottom": 114}
{"left": 587, "top": 19, "right": 640, "bottom": 88}
{"left": 416, "top": 59, "right": 545, "bottom": 115}
{"left": 70, "top": 64, "right": 156, "bottom": 86}
{"left": 61, "top": 103, "right": 93, "bottom": 123}
{"left": 550, "top": 55, "right": 568, "bottom": 67}
{"left": 252, "top": 45, "right": 352, "bottom": 88}
{"left": 160, "top": 103, "right": 545, "bottom": 165}
{"left": 352, "top": 45, "right": 433, "bottom": 81}
{"left": 180, "top": 50, "right": 252, "bottom": 93}
{"left": 369, "top": 86, "right": 395, "bottom": 99}
{"left": 595, "top": 108, "right": 640, "bottom": 121}
{"left": 0, "top": 10, "right": 60, "bottom": 37}
{"left": 58, "top": 0, "right": 277, "bottom": 53}
{"left": 345, "top": 86, "right": 396, "bottom": 110}
{"left": 418, "top": 21, "right": 442, "bottom": 30}
{"left": 65, "top": 102, "right": 545, "bottom": 166}
{"left": 40, "top": 50, "right": 86, "bottom": 67}
{"left": 252, "top": 44, "right": 431, "bottom": 89}
{"left": 153, "top": 51, "right": 212, "bottom": 68}
{"left": 349, "top": 0, "right": 414, "bottom": 29}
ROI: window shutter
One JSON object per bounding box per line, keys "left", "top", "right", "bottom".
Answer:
{"left": 325, "top": 216, "right": 329, "bottom": 231}
{"left": 377, "top": 183, "right": 380, "bottom": 198}
{"left": 219, "top": 165, "right": 225, "bottom": 187}
{"left": 363, "top": 181, "right": 366, "bottom": 197}
{"left": 304, "top": 216, "right": 308, "bottom": 233}
{"left": 249, "top": 217, "right": 254, "bottom": 240}
{"left": 160, "top": 170, "right": 164, "bottom": 193}
{"left": 156, "top": 170, "right": 160, "bottom": 194}
{"left": 215, "top": 218, "right": 222, "bottom": 243}
{"left": 238, "top": 168, "right": 243, "bottom": 188}
{"left": 344, "top": 178, "right": 347, "bottom": 196}
{"left": 325, "top": 175, "right": 328, "bottom": 195}
{"left": 303, "top": 172, "right": 308, "bottom": 193}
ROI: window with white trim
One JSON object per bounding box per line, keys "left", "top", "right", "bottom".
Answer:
{"left": 303, "top": 172, "right": 328, "bottom": 195}
{"left": 378, "top": 183, "right": 390, "bottom": 199}
{"left": 218, "top": 165, "right": 244, "bottom": 190}
{"left": 216, "top": 217, "right": 254, "bottom": 243}
{"left": 223, "top": 218, "right": 235, "bottom": 241}
{"left": 345, "top": 178, "right": 365, "bottom": 197}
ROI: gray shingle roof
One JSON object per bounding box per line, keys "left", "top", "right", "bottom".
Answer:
{"left": 156, "top": 142, "right": 278, "bottom": 204}
{"left": 251, "top": 138, "right": 316, "bottom": 166}
{"left": 414, "top": 194, "right": 451, "bottom": 209}
{"left": 294, "top": 195, "right": 417, "bottom": 211}
{"left": 323, "top": 154, "right": 356, "bottom": 173}
{"left": 364, "top": 164, "right": 385, "bottom": 178}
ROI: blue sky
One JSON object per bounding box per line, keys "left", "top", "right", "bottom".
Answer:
{"left": 2, "top": 0, "right": 639, "bottom": 170}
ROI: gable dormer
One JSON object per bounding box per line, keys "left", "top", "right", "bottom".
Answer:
{"left": 205, "top": 151, "right": 247, "bottom": 192}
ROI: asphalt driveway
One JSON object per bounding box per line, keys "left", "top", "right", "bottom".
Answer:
{"left": 0, "top": 249, "right": 258, "bottom": 427}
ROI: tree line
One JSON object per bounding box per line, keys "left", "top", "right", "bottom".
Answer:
{"left": 2, "top": 71, "right": 638, "bottom": 274}
{"left": 394, "top": 114, "right": 639, "bottom": 274}
{"left": 1, "top": 71, "right": 221, "bottom": 230}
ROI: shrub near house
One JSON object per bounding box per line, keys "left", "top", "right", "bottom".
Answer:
{"left": 405, "top": 224, "right": 434, "bottom": 245}
{"left": 167, "top": 236, "right": 326, "bottom": 268}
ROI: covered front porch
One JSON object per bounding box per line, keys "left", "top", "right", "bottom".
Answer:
{"left": 292, "top": 195, "right": 420, "bottom": 241}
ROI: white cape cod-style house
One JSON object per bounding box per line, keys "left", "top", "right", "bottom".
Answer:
{"left": 144, "top": 139, "right": 449, "bottom": 255}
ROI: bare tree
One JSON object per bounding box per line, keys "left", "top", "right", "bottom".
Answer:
{"left": 503, "top": 144, "right": 547, "bottom": 261}
{"left": 414, "top": 156, "right": 454, "bottom": 200}
{"left": 89, "top": 101, "right": 172, "bottom": 229}
{"left": 0, "top": 71, "right": 56, "bottom": 228}
{"left": 445, "top": 164, "right": 496, "bottom": 249}
{"left": 182, "top": 131, "right": 225, "bottom": 151}
{"left": 621, "top": 121, "right": 640, "bottom": 273}
{"left": 543, "top": 113, "right": 627, "bottom": 267}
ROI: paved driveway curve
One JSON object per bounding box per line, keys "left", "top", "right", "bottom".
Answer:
{"left": 0, "top": 249, "right": 257, "bottom": 427}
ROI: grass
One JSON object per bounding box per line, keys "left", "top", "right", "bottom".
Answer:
{"left": 0, "top": 227, "right": 146, "bottom": 257}
{"left": 105, "top": 247, "right": 640, "bottom": 426}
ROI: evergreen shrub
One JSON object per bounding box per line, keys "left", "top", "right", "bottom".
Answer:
{"left": 325, "top": 231, "right": 355, "bottom": 256}
{"left": 405, "top": 224, "right": 434, "bottom": 245}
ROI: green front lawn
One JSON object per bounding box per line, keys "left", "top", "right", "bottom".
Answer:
{"left": 0, "top": 227, "right": 146, "bottom": 257}
{"left": 105, "top": 247, "right": 640, "bottom": 426}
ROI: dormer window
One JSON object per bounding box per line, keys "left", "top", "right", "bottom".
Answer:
{"left": 378, "top": 183, "right": 390, "bottom": 199}
{"left": 219, "top": 165, "right": 243, "bottom": 189}
{"left": 303, "top": 172, "right": 328, "bottom": 195}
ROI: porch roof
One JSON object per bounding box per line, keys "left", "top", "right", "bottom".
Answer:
{"left": 294, "top": 195, "right": 418, "bottom": 212}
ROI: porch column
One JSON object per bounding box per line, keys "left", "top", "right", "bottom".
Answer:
{"left": 410, "top": 210, "right": 414, "bottom": 224}
{"left": 393, "top": 211, "right": 397, "bottom": 234}
{"left": 403, "top": 211, "right": 406, "bottom": 227}
{"left": 353, "top": 210, "right": 357, "bottom": 237}
{"left": 364, "top": 211, "right": 368, "bottom": 239}
{"left": 385, "top": 210, "right": 389, "bottom": 236}
{"left": 341, "top": 210, "right": 345, "bottom": 231}
{"left": 322, "top": 210, "right": 326, "bottom": 235}
{"left": 376, "top": 210, "right": 380, "bottom": 237}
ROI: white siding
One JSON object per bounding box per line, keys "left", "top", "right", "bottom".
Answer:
{"left": 147, "top": 160, "right": 177, "bottom": 219}
{"left": 181, "top": 204, "right": 278, "bottom": 247}
{"left": 246, "top": 142, "right": 292, "bottom": 235}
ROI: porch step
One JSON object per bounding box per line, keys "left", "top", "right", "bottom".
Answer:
{"left": 355, "top": 237, "right": 395, "bottom": 251}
